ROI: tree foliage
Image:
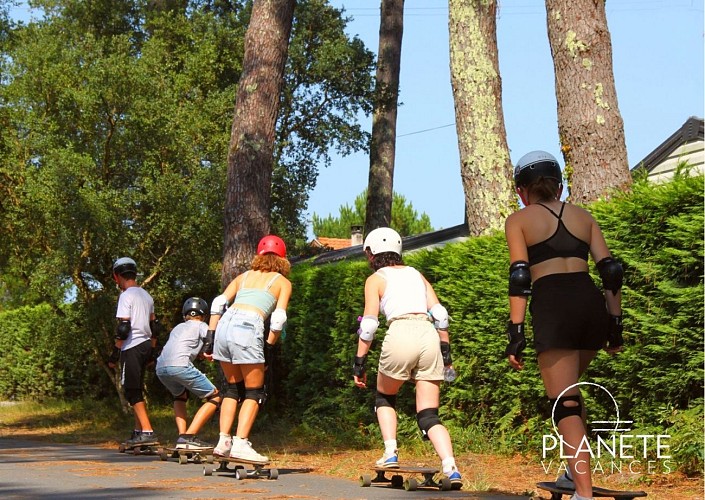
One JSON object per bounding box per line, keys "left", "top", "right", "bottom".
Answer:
{"left": 312, "top": 189, "right": 433, "bottom": 238}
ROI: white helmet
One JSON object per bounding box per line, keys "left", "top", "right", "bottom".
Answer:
{"left": 363, "top": 227, "right": 402, "bottom": 256}
{"left": 113, "top": 257, "right": 137, "bottom": 276}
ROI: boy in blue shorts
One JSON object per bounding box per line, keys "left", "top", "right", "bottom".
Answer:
{"left": 156, "top": 297, "right": 222, "bottom": 450}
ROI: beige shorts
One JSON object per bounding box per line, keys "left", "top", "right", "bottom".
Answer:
{"left": 378, "top": 316, "right": 444, "bottom": 381}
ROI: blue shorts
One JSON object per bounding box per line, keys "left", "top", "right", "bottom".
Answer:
{"left": 212, "top": 309, "right": 265, "bottom": 365}
{"left": 156, "top": 364, "right": 217, "bottom": 399}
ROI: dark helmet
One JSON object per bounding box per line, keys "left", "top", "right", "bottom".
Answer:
{"left": 513, "top": 150, "right": 562, "bottom": 188}
{"left": 257, "top": 235, "right": 286, "bottom": 258}
{"left": 113, "top": 257, "right": 137, "bottom": 276}
{"left": 182, "top": 297, "right": 208, "bottom": 318}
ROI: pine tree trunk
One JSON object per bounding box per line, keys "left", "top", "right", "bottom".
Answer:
{"left": 222, "top": 0, "right": 295, "bottom": 286}
{"left": 365, "top": 0, "right": 404, "bottom": 235}
{"left": 449, "top": 0, "right": 514, "bottom": 237}
{"left": 546, "top": 0, "right": 631, "bottom": 203}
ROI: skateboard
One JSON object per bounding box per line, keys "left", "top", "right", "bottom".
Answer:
{"left": 203, "top": 455, "right": 278, "bottom": 480}
{"left": 360, "top": 465, "right": 460, "bottom": 491}
{"left": 118, "top": 441, "right": 160, "bottom": 455}
{"left": 537, "top": 481, "right": 647, "bottom": 500}
{"left": 158, "top": 446, "right": 214, "bottom": 465}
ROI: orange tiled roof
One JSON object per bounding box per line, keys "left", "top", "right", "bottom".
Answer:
{"left": 312, "top": 237, "right": 351, "bottom": 250}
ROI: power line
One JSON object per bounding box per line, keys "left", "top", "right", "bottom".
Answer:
{"left": 397, "top": 122, "right": 455, "bottom": 138}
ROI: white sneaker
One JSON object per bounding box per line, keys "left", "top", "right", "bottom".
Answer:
{"left": 375, "top": 450, "right": 399, "bottom": 468}
{"left": 214, "top": 435, "right": 232, "bottom": 457}
{"left": 229, "top": 437, "right": 268, "bottom": 463}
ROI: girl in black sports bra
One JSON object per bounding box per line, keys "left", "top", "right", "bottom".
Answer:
{"left": 504, "top": 151, "right": 624, "bottom": 500}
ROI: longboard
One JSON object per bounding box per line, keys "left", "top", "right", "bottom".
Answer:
{"left": 118, "top": 441, "right": 160, "bottom": 455}
{"left": 360, "top": 465, "right": 460, "bottom": 491}
{"left": 537, "top": 481, "right": 647, "bottom": 500}
{"left": 158, "top": 446, "right": 214, "bottom": 465}
{"left": 203, "top": 455, "right": 278, "bottom": 480}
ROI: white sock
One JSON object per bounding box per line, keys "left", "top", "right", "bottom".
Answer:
{"left": 441, "top": 456, "right": 456, "bottom": 474}
{"left": 383, "top": 439, "right": 397, "bottom": 454}
{"left": 571, "top": 494, "right": 593, "bottom": 500}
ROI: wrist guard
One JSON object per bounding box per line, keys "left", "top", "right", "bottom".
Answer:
{"left": 353, "top": 355, "right": 367, "bottom": 378}
{"left": 607, "top": 314, "right": 624, "bottom": 349}
{"left": 108, "top": 346, "right": 121, "bottom": 364}
{"left": 264, "top": 341, "right": 275, "bottom": 367}
{"left": 202, "top": 329, "right": 215, "bottom": 355}
{"left": 440, "top": 341, "right": 452, "bottom": 366}
{"left": 505, "top": 321, "right": 526, "bottom": 360}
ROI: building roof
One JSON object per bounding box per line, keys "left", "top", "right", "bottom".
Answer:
{"left": 301, "top": 223, "right": 470, "bottom": 265}
{"left": 310, "top": 237, "right": 352, "bottom": 250}
{"left": 631, "top": 116, "right": 704, "bottom": 174}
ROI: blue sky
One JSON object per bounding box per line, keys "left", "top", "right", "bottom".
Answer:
{"left": 310, "top": 0, "right": 704, "bottom": 236}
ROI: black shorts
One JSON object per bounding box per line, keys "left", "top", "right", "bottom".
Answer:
{"left": 530, "top": 272, "right": 608, "bottom": 353}
{"left": 120, "top": 341, "right": 152, "bottom": 391}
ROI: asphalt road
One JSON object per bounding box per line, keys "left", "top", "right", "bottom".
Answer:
{"left": 0, "top": 438, "right": 530, "bottom": 499}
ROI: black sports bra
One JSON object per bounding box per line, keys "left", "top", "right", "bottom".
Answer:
{"left": 527, "top": 203, "right": 589, "bottom": 266}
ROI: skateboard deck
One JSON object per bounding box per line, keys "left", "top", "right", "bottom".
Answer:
{"left": 118, "top": 441, "right": 160, "bottom": 455}
{"left": 158, "top": 446, "right": 214, "bottom": 465}
{"left": 360, "top": 465, "right": 460, "bottom": 491}
{"left": 203, "top": 455, "right": 278, "bottom": 480}
{"left": 537, "top": 481, "right": 647, "bottom": 500}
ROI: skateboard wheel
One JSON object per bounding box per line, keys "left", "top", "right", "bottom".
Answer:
{"left": 360, "top": 474, "right": 372, "bottom": 487}
{"left": 118, "top": 444, "right": 126, "bottom": 453}
{"left": 235, "top": 468, "right": 247, "bottom": 480}
{"left": 550, "top": 493, "right": 561, "bottom": 500}
{"left": 132, "top": 447, "right": 141, "bottom": 456}
{"left": 203, "top": 464, "right": 213, "bottom": 476}
{"left": 391, "top": 475, "right": 403, "bottom": 488}
{"left": 268, "top": 468, "right": 278, "bottom": 480}
{"left": 439, "top": 477, "right": 452, "bottom": 491}
{"left": 404, "top": 478, "right": 418, "bottom": 491}
{"left": 159, "top": 451, "right": 167, "bottom": 461}
{"left": 178, "top": 454, "right": 188, "bottom": 465}
{"left": 206, "top": 455, "right": 214, "bottom": 464}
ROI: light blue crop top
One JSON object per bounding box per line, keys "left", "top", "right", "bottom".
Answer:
{"left": 232, "top": 271, "right": 280, "bottom": 316}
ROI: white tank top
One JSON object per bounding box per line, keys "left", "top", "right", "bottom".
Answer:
{"left": 377, "top": 266, "right": 428, "bottom": 321}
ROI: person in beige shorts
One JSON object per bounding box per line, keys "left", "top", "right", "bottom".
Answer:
{"left": 352, "top": 227, "right": 462, "bottom": 488}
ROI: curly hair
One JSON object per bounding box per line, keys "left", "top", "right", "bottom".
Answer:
{"left": 251, "top": 254, "right": 291, "bottom": 277}
{"left": 368, "top": 251, "right": 404, "bottom": 271}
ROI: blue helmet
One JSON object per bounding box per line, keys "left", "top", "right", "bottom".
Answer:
{"left": 513, "top": 150, "right": 562, "bottom": 188}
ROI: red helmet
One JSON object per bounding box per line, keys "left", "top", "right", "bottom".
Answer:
{"left": 257, "top": 235, "right": 286, "bottom": 258}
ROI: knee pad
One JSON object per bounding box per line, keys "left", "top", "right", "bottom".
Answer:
{"left": 205, "top": 391, "right": 222, "bottom": 409}
{"left": 416, "top": 408, "right": 441, "bottom": 440}
{"left": 374, "top": 391, "right": 397, "bottom": 412}
{"left": 245, "top": 387, "right": 267, "bottom": 407}
{"left": 224, "top": 382, "right": 244, "bottom": 402}
{"left": 174, "top": 390, "right": 189, "bottom": 403}
{"left": 550, "top": 395, "right": 583, "bottom": 425}
{"left": 124, "top": 388, "right": 143, "bottom": 406}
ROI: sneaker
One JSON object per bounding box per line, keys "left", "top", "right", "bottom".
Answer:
{"left": 375, "top": 450, "right": 399, "bottom": 468}
{"left": 556, "top": 471, "right": 575, "bottom": 490}
{"left": 214, "top": 435, "right": 232, "bottom": 457}
{"left": 127, "top": 431, "right": 159, "bottom": 446}
{"left": 175, "top": 435, "right": 213, "bottom": 450}
{"left": 126, "top": 430, "right": 140, "bottom": 442}
{"left": 229, "top": 437, "right": 268, "bottom": 463}
{"left": 445, "top": 466, "right": 462, "bottom": 487}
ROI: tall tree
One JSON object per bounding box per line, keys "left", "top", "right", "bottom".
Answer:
{"left": 364, "top": 0, "right": 403, "bottom": 235}
{"left": 449, "top": 0, "right": 514, "bottom": 237}
{"left": 313, "top": 189, "right": 432, "bottom": 239}
{"left": 222, "top": 0, "right": 296, "bottom": 285}
{"left": 545, "top": 0, "right": 631, "bottom": 202}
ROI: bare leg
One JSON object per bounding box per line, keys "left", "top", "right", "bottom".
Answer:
{"left": 132, "top": 402, "right": 153, "bottom": 432}
{"left": 538, "top": 349, "right": 597, "bottom": 499}
{"left": 174, "top": 399, "right": 188, "bottom": 434}
{"left": 415, "top": 380, "right": 455, "bottom": 460}
{"left": 235, "top": 364, "right": 265, "bottom": 438}
{"left": 186, "top": 392, "right": 221, "bottom": 435}
{"left": 376, "top": 372, "right": 404, "bottom": 442}
{"left": 219, "top": 362, "right": 242, "bottom": 435}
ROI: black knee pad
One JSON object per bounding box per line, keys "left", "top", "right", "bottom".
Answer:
{"left": 245, "top": 387, "right": 267, "bottom": 407}
{"left": 125, "top": 388, "right": 143, "bottom": 406}
{"left": 550, "top": 395, "right": 583, "bottom": 425}
{"left": 416, "top": 408, "right": 441, "bottom": 440}
{"left": 174, "top": 390, "right": 189, "bottom": 403}
{"left": 224, "top": 382, "right": 244, "bottom": 401}
{"left": 374, "top": 391, "right": 397, "bottom": 412}
{"left": 205, "top": 391, "right": 222, "bottom": 409}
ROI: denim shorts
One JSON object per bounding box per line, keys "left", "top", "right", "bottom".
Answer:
{"left": 212, "top": 308, "right": 265, "bottom": 364}
{"left": 156, "top": 364, "right": 217, "bottom": 399}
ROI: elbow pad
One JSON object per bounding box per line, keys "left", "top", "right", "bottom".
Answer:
{"left": 509, "top": 261, "right": 532, "bottom": 296}
{"left": 596, "top": 257, "right": 623, "bottom": 295}
{"left": 210, "top": 294, "right": 229, "bottom": 315}
{"left": 116, "top": 320, "right": 131, "bottom": 340}
{"left": 149, "top": 318, "right": 164, "bottom": 340}
{"left": 270, "top": 308, "right": 287, "bottom": 331}
{"left": 358, "top": 315, "right": 379, "bottom": 341}
{"left": 429, "top": 303, "right": 449, "bottom": 330}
